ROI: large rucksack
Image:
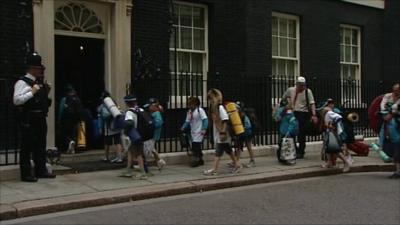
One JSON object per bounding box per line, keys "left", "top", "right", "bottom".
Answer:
{"left": 368, "top": 95, "right": 384, "bottom": 134}
{"left": 129, "top": 109, "right": 155, "bottom": 142}
{"left": 244, "top": 107, "right": 261, "bottom": 134}
{"left": 64, "top": 95, "right": 82, "bottom": 121}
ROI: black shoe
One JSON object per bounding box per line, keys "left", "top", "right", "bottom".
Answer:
{"left": 21, "top": 176, "right": 38, "bottom": 182}
{"left": 190, "top": 161, "right": 200, "bottom": 167}
{"left": 37, "top": 173, "right": 56, "bottom": 179}
{"left": 389, "top": 172, "right": 400, "bottom": 179}
{"left": 296, "top": 154, "right": 304, "bottom": 159}
{"left": 198, "top": 159, "right": 204, "bottom": 166}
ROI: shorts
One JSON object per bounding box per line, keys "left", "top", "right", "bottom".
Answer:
{"left": 215, "top": 143, "right": 233, "bottom": 157}
{"left": 192, "top": 142, "right": 202, "bottom": 152}
{"left": 128, "top": 143, "right": 144, "bottom": 157}
{"left": 104, "top": 134, "right": 121, "bottom": 146}
{"left": 383, "top": 142, "right": 400, "bottom": 162}
{"left": 235, "top": 135, "right": 253, "bottom": 151}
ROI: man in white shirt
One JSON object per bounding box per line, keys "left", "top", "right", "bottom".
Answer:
{"left": 13, "top": 52, "right": 55, "bottom": 182}
{"left": 282, "top": 76, "right": 318, "bottom": 159}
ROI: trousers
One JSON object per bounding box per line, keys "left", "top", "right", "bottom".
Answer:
{"left": 20, "top": 115, "right": 48, "bottom": 178}
{"left": 294, "top": 111, "right": 311, "bottom": 156}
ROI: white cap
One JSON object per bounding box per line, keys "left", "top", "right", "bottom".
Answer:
{"left": 297, "top": 76, "right": 306, "bottom": 84}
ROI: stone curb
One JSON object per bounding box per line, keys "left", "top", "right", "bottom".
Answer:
{"left": 0, "top": 163, "right": 394, "bottom": 221}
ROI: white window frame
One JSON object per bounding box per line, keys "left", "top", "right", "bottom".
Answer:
{"left": 271, "top": 12, "right": 300, "bottom": 80}
{"left": 271, "top": 12, "right": 300, "bottom": 105}
{"left": 340, "top": 24, "right": 363, "bottom": 107}
{"left": 169, "top": 1, "right": 209, "bottom": 108}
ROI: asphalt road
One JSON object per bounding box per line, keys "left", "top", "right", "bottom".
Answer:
{"left": 4, "top": 172, "right": 400, "bottom": 225}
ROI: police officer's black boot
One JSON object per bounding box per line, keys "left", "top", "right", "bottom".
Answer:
{"left": 20, "top": 166, "right": 38, "bottom": 182}
{"left": 21, "top": 176, "right": 38, "bottom": 182}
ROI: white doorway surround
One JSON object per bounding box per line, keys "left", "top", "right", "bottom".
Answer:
{"left": 32, "top": 0, "right": 133, "bottom": 148}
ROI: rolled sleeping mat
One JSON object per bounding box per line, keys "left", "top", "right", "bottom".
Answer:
{"left": 77, "top": 121, "right": 86, "bottom": 149}
{"left": 103, "top": 97, "right": 122, "bottom": 118}
{"left": 225, "top": 102, "right": 245, "bottom": 135}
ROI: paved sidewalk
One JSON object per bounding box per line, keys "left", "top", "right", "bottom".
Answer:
{"left": 0, "top": 152, "right": 394, "bottom": 221}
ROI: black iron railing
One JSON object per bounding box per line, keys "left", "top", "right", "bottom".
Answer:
{"left": 134, "top": 74, "right": 386, "bottom": 154}
{"left": 0, "top": 74, "right": 386, "bottom": 165}
{"left": 0, "top": 78, "right": 20, "bottom": 166}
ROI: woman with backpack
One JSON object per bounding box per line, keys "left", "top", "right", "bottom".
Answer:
{"left": 181, "top": 97, "right": 208, "bottom": 167}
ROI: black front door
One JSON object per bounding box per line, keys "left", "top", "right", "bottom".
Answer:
{"left": 55, "top": 35, "right": 105, "bottom": 149}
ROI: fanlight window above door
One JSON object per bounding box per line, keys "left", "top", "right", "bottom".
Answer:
{"left": 55, "top": 3, "right": 104, "bottom": 34}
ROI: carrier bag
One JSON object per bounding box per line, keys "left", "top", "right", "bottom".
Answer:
{"left": 325, "top": 130, "right": 342, "bottom": 153}
{"left": 280, "top": 136, "right": 296, "bottom": 161}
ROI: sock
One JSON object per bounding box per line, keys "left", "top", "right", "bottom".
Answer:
{"left": 144, "top": 161, "right": 149, "bottom": 173}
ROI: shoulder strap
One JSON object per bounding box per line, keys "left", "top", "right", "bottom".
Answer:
{"left": 19, "top": 76, "right": 35, "bottom": 87}
{"left": 305, "top": 88, "right": 311, "bottom": 113}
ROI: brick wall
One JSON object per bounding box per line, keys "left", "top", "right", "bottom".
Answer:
{"left": 0, "top": 0, "right": 33, "bottom": 150}
{"left": 0, "top": 0, "right": 33, "bottom": 81}
{"left": 384, "top": 0, "right": 400, "bottom": 88}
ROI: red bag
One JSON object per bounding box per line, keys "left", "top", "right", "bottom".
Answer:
{"left": 347, "top": 142, "right": 370, "bottom": 156}
{"left": 368, "top": 95, "right": 384, "bottom": 134}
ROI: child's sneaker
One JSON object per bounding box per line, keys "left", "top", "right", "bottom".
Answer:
{"left": 389, "top": 172, "right": 400, "bottom": 179}
{"left": 231, "top": 165, "right": 243, "bottom": 174}
{"left": 245, "top": 159, "right": 256, "bottom": 168}
{"left": 343, "top": 161, "right": 351, "bottom": 173}
{"left": 146, "top": 171, "right": 155, "bottom": 177}
{"left": 157, "top": 159, "right": 166, "bottom": 171}
{"left": 110, "top": 157, "right": 123, "bottom": 163}
{"left": 120, "top": 169, "right": 133, "bottom": 177}
{"left": 133, "top": 173, "right": 148, "bottom": 180}
{"left": 102, "top": 157, "right": 110, "bottom": 163}
{"left": 67, "top": 141, "right": 75, "bottom": 154}
{"left": 227, "top": 162, "right": 235, "bottom": 168}
{"left": 203, "top": 169, "right": 218, "bottom": 176}
{"left": 286, "top": 160, "right": 296, "bottom": 165}
{"left": 346, "top": 155, "right": 354, "bottom": 165}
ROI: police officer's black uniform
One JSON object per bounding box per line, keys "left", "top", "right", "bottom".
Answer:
{"left": 14, "top": 53, "right": 56, "bottom": 182}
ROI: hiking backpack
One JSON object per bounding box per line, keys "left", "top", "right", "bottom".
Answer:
{"left": 244, "top": 107, "right": 261, "bottom": 134}
{"left": 64, "top": 95, "right": 82, "bottom": 121}
{"left": 129, "top": 109, "right": 155, "bottom": 142}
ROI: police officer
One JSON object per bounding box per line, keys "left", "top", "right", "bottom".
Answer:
{"left": 13, "top": 52, "right": 56, "bottom": 182}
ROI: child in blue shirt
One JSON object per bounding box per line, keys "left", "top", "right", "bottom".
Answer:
{"left": 273, "top": 99, "right": 299, "bottom": 165}
{"left": 143, "top": 98, "right": 166, "bottom": 172}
